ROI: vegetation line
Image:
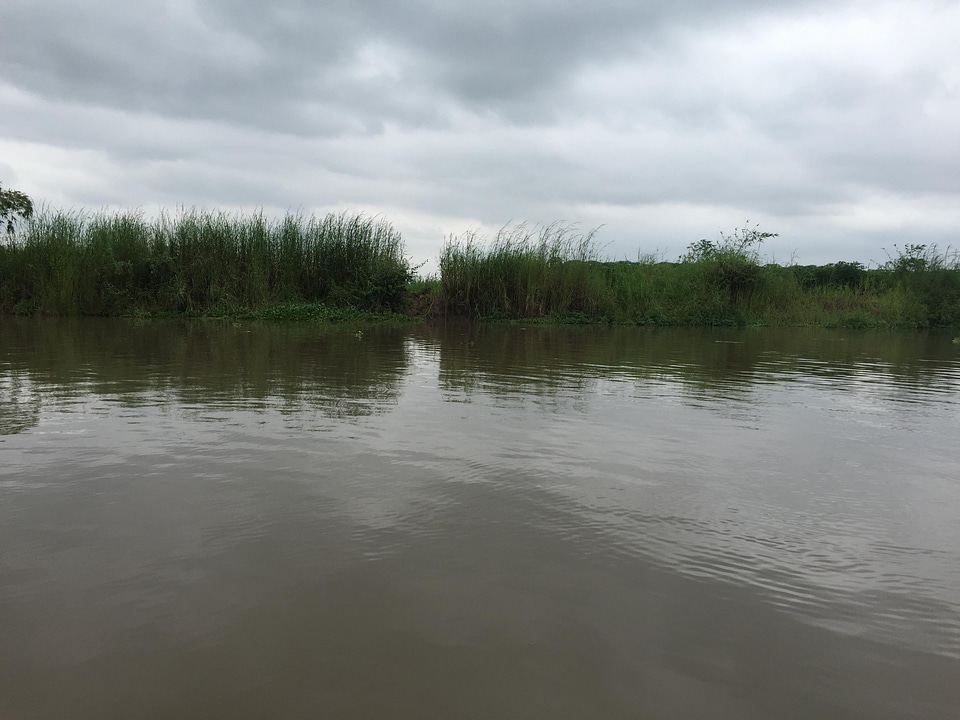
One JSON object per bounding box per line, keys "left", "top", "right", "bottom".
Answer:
{"left": 434, "top": 223, "right": 960, "bottom": 328}
{"left": 0, "top": 206, "right": 413, "bottom": 318}
{"left": 0, "top": 189, "right": 958, "bottom": 328}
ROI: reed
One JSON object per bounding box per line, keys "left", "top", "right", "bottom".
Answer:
{"left": 3, "top": 207, "right": 959, "bottom": 327}
{"left": 438, "top": 224, "right": 611, "bottom": 319}
{"left": 434, "top": 225, "right": 960, "bottom": 328}
{"left": 0, "top": 208, "right": 412, "bottom": 316}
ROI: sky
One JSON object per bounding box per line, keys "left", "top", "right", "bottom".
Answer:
{"left": 1, "top": 0, "right": 958, "bottom": 272}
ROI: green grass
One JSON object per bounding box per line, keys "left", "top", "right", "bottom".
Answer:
{"left": 0, "top": 208, "right": 413, "bottom": 318}
{"left": 3, "top": 207, "right": 959, "bottom": 327}
{"left": 438, "top": 223, "right": 609, "bottom": 319}
{"left": 435, "top": 226, "right": 960, "bottom": 328}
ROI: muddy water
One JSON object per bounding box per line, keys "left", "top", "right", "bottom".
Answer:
{"left": 1, "top": 319, "right": 959, "bottom": 719}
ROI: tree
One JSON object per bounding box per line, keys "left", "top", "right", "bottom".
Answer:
{"left": 0, "top": 182, "right": 35, "bottom": 236}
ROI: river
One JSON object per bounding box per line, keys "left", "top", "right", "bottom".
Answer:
{"left": 2, "top": 319, "right": 959, "bottom": 719}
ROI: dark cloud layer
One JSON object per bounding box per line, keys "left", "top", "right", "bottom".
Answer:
{"left": 0, "top": 0, "right": 825, "bottom": 131}
{"left": 1, "top": 0, "right": 957, "bottom": 266}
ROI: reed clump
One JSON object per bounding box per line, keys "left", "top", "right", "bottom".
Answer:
{"left": 435, "top": 225, "right": 960, "bottom": 328}
{"left": 0, "top": 208, "right": 413, "bottom": 316}
{"left": 439, "top": 224, "right": 610, "bottom": 319}
{"left": 4, "top": 205, "right": 959, "bottom": 328}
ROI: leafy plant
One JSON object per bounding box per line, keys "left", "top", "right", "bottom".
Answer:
{"left": 680, "top": 222, "right": 778, "bottom": 307}
{"left": 0, "top": 182, "right": 34, "bottom": 236}
{"left": 882, "top": 243, "right": 958, "bottom": 273}
{"left": 681, "top": 222, "right": 777, "bottom": 263}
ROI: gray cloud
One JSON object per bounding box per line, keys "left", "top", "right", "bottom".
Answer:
{"left": 1, "top": 0, "right": 958, "bottom": 267}
{"left": 1, "top": 0, "right": 823, "bottom": 131}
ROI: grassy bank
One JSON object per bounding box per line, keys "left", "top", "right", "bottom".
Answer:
{"left": 437, "top": 226, "right": 960, "bottom": 328}
{"left": 3, "top": 208, "right": 959, "bottom": 327}
{"left": 0, "top": 209, "right": 413, "bottom": 318}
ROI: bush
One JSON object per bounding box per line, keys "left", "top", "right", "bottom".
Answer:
{"left": 681, "top": 223, "right": 777, "bottom": 306}
{"left": 0, "top": 208, "right": 413, "bottom": 316}
{"left": 0, "top": 183, "right": 34, "bottom": 236}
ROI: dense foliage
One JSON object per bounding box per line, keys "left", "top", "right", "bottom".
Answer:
{"left": 2, "top": 202, "right": 958, "bottom": 327}
{"left": 0, "top": 183, "right": 34, "bottom": 236}
{"left": 0, "top": 209, "right": 413, "bottom": 316}
{"left": 437, "top": 225, "right": 960, "bottom": 328}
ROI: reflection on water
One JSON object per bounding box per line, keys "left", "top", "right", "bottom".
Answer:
{"left": 1, "top": 318, "right": 959, "bottom": 719}
{"left": 0, "top": 318, "right": 409, "bottom": 420}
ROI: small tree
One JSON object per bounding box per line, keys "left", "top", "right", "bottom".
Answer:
{"left": 681, "top": 222, "right": 778, "bottom": 307}
{"left": 681, "top": 222, "right": 778, "bottom": 263}
{"left": 0, "top": 182, "right": 35, "bottom": 236}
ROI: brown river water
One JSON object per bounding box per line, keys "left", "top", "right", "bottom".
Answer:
{"left": 1, "top": 318, "right": 959, "bottom": 719}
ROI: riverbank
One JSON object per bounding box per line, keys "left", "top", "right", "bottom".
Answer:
{"left": 2, "top": 209, "right": 958, "bottom": 328}
{"left": 432, "top": 258, "right": 960, "bottom": 329}
{"left": 433, "top": 225, "right": 960, "bottom": 328}
{"left": 0, "top": 209, "right": 413, "bottom": 318}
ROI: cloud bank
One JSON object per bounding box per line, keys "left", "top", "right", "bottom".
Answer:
{"left": 2, "top": 0, "right": 958, "bottom": 268}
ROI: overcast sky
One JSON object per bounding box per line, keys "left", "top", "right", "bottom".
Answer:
{"left": 2, "top": 0, "right": 958, "bottom": 270}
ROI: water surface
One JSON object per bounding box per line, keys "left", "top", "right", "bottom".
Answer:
{"left": 2, "top": 319, "right": 959, "bottom": 719}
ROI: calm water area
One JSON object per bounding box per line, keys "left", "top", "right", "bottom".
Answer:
{"left": 2, "top": 318, "right": 959, "bottom": 719}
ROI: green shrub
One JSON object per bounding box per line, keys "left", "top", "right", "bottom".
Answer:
{"left": 0, "top": 208, "right": 412, "bottom": 316}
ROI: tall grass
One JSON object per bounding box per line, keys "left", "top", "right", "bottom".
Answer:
{"left": 437, "top": 224, "right": 767, "bottom": 324}
{"left": 439, "top": 224, "right": 609, "bottom": 319}
{"left": 0, "top": 208, "right": 412, "bottom": 316}
{"left": 4, "top": 207, "right": 959, "bottom": 327}
{"left": 436, "top": 225, "right": 960, "bottom": 327}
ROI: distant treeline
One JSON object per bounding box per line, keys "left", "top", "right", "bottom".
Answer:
{"left": 2, "top": 209, "right": 959, "bottom": 327}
